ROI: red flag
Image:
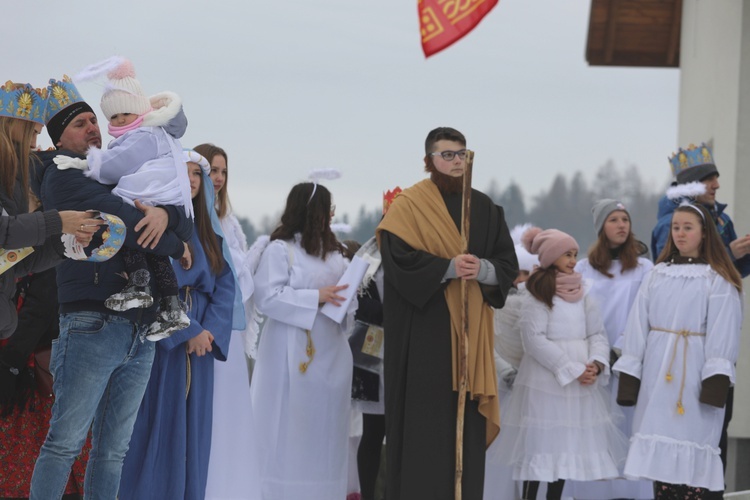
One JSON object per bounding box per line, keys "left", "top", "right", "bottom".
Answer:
{"left": 419, "top": 0, "right": 499, "bottom": 58}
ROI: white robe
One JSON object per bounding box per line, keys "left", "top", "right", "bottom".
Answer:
{"left": 205, "top": 212, "right": 256, "bottom": 500}
{"left": 565, "top": 257, "right": 655, "bottom": 499}
{"left": 613, "top": 263, "right": 742, "bottom": 491}
{"left": 250, "top": 236, "right": 355, "bottom": 499}
{"left": 496, "top": 292, "right": 628, "bottom": 482}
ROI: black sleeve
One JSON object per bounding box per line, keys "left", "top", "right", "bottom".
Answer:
{"left": 380, "top": 230, "right": 451, "bottom": 310}
{"left": 617, "top": 372, "right": 641, "bottom": 406}
{"left": 40, "top": 167, "right": 185, "bottom": 259}
{"left": 700, "top": 374, "right": 730, "bottom": 408}
{"left": 160, "top": 205, "right": 194, "bottom": 242}
{"left": 481, "top": 204, "right": 518, "bottom": 309}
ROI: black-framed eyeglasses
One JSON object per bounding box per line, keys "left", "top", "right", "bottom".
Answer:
{"left": 430, "top": 149, "right": 467, "bottom": 161}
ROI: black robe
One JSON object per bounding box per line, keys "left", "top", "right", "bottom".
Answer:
{"left": 380, "top": 188, "right": 517, "bottom": 500}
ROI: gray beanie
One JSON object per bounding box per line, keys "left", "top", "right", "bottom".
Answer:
{"left": 592, "top": 199, "right": 628, "bottom": 234}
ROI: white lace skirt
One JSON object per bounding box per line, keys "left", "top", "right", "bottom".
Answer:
{"left": 493, "top": 368, "right": 628, "bottom": 483}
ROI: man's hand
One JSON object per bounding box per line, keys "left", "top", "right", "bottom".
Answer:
{"left": 187, "top": 330, "right": 214, "bottom": 357}
{"left": 730, "top": 234, "right": 750, "bottom": 260}
{"left": 133, "top": 200, "right": 168, "bottom": 249}
{"left": 53, "top": 155, "right": 88, "bottom": 171}
{"left": 454, "top": 254, "right": 480, "bottom": 280}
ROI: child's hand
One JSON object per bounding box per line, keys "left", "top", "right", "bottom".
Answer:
{"left": 186, "top": 330, "right": 214, "bottom": 356}
{"left": 180, "top": 242, "right": 192, "bottom": 270}
{"left": 578, "top": 364, "right": 598, "bottom": 385}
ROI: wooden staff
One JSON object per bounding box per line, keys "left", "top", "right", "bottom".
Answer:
{"left": 455, "top": 149, "right": 474, "bottom": 500}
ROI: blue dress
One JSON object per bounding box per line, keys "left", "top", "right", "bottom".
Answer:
{"left": 119, "top": 231, "right": 235, "bottom": 500}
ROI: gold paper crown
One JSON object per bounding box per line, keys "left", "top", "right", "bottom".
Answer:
{"left": 0, "top": 81, "right": 48, "bottom": 125}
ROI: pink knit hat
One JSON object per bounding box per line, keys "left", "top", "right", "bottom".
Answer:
{"left": 522, "top": 227, "right": 579, "bottom": 269}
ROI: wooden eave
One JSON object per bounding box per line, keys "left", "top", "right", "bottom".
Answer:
{"left": 586, "top": 0, "right": 682, "bottom": 67}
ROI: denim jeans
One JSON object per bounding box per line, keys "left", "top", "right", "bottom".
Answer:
{"left": 30, "top": 311, "right": 155, "bottom": 500}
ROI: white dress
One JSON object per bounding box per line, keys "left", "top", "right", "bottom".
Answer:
{"left": 496, "top": 292, "right": 628, "bottom": 483}
{"left": 249, "top": 236, "right": 355, "bottom": 499}
{"left": 613, "top": 263, "right": 742, "bottom": 491}
{"left": 565, "top": 257, "right": 654, "bottom": 499}
{"left": 205, "top": 211, "right": 256, "bottom": 500}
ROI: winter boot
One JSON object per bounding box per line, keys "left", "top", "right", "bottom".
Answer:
{"left": 146, "top": 295, "right": 190, "bottom": 341}
{"left": 105, "top": 269, "right": 153, "bottom": 311}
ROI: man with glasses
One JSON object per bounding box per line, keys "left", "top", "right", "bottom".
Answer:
{"left": 376, "top": 127, "right": 518, "bottom": 500}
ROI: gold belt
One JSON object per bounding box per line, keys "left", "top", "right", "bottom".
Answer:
{"left": 651, "top": 327, "right": 706, "bottom": 415}
{"left": 299, "top": 329, "right": 315, "bottom": 374}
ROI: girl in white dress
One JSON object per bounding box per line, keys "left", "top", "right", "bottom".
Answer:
{"left": 613, "top": 202, "right": 743, "bottom": 498}
{"left": 496, "top": 227, "right": 627, "bottom": 500}
{"left": 250, "top": 182, "right": 355, "bottom": 500}
{"left": 567, "top": 199, "right": 654, "bottom": 500}
{"left": 197, "top": 143, "right": 257, "bottom": 500}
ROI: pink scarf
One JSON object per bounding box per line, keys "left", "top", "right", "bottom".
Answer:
{"left": 556, "top": 271, "right": 584, "bottom": 303}
{"left": 108, "top": 113, "right": 148, "bottom": 138}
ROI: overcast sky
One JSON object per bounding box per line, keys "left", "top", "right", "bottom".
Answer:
{"left": 6, "top": 0, "right": 679, "bottom": 227}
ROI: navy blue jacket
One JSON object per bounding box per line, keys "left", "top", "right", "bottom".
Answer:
{"left": 31, "top": 150, "right": 193, "bottom": 324}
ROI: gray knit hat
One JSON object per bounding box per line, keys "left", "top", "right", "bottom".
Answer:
{"left": 592, "top": 199, "right": 629, "bottom": 235}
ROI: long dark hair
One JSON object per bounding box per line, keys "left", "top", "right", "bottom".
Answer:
{"left": 270, "top": 182, "right": 343, "bottom": 259}
{"left": 0, "top": 117, "right": 34, "bottom": 197}
{"left": 194, "top": 143, "right": 231, "bottom": 219}
{"left": 587, "top": 230, "right": 642, "bottom": 278}
{"left": 526, "top": 266, "right": 558, "bottom": 309}
{"left": 189, "top": 162, "right": 224, "bottom": 274}
{"left": 657, "top": 204, "right": 742, "bottom": 292}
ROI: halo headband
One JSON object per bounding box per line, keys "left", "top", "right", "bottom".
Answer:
{"left": 678, "top": 200, "right": 706, "bottom": 222}
{"left": 307, "top": 168, "right": 342, "bottom": 204}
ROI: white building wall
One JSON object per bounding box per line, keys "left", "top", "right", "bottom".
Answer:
{"left": 679, "top": 0, "right": 750, "bottom": 491}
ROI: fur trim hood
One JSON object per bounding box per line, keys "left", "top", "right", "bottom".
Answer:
{"left": 142, "top": 91, "right": 187, "bottom": 138}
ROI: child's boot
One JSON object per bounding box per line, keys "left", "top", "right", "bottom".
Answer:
{"left": 146, "top": 295, "right": 190, "bottom": 341}
{"left": 105, "top": 269, "right": 153, "bottom": 311}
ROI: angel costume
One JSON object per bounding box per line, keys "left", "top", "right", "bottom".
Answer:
{"left": 205, "top": 209, "right": 256, "bottom": 500}
{"left": 496, "top": 290, "right": 628, "bottom": 483}
{"left": 565, "top": 255, "right": 654, "bottom": 499}
{"left": 612, "top": 262, "right": 742, "bottom": 491}
{"left": 249, "top": 236, "right": 355, "bottom": 499}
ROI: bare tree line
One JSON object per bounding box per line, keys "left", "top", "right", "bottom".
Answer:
{"left": 238, "top": 161, "right": 669, "bottom": 258}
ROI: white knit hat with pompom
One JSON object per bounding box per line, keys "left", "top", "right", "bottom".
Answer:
{"left": 100, "top": 58, "right": 151, "bottom": 119}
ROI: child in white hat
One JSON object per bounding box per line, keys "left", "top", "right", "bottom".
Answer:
{"left": 55, "top": 57, "right": 192, "bottom": 340}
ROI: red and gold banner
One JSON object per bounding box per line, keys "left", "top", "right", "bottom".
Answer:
{"left": 419, "top": 0, "right": 499, "bottom": 58}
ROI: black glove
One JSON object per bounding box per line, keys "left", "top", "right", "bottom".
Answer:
{"left": 700, "top": 374, "right": 730, "bottom": 408}
{"left": 616, "top": 372, "right": 641, "bottom": 406}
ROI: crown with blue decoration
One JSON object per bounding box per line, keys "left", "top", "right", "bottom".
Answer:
{"left": 0, "top": 81, "right": 48, "bottom": 125}
{"left": 668, "top": 142, "right": 718, "bottom": 184}
{"left": 43, "top": 75, "right": 85, "bottom": 124}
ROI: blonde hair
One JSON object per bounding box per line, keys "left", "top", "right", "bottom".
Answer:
{"left": 0, "top": 117, "right": 35, "bottom": 197}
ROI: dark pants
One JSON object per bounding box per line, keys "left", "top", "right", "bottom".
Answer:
{"left": 522, "top": 479, "right": 565, "bottom": 500}
{"left": 358, "top": 413, "right": 385, "bottom": 500}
